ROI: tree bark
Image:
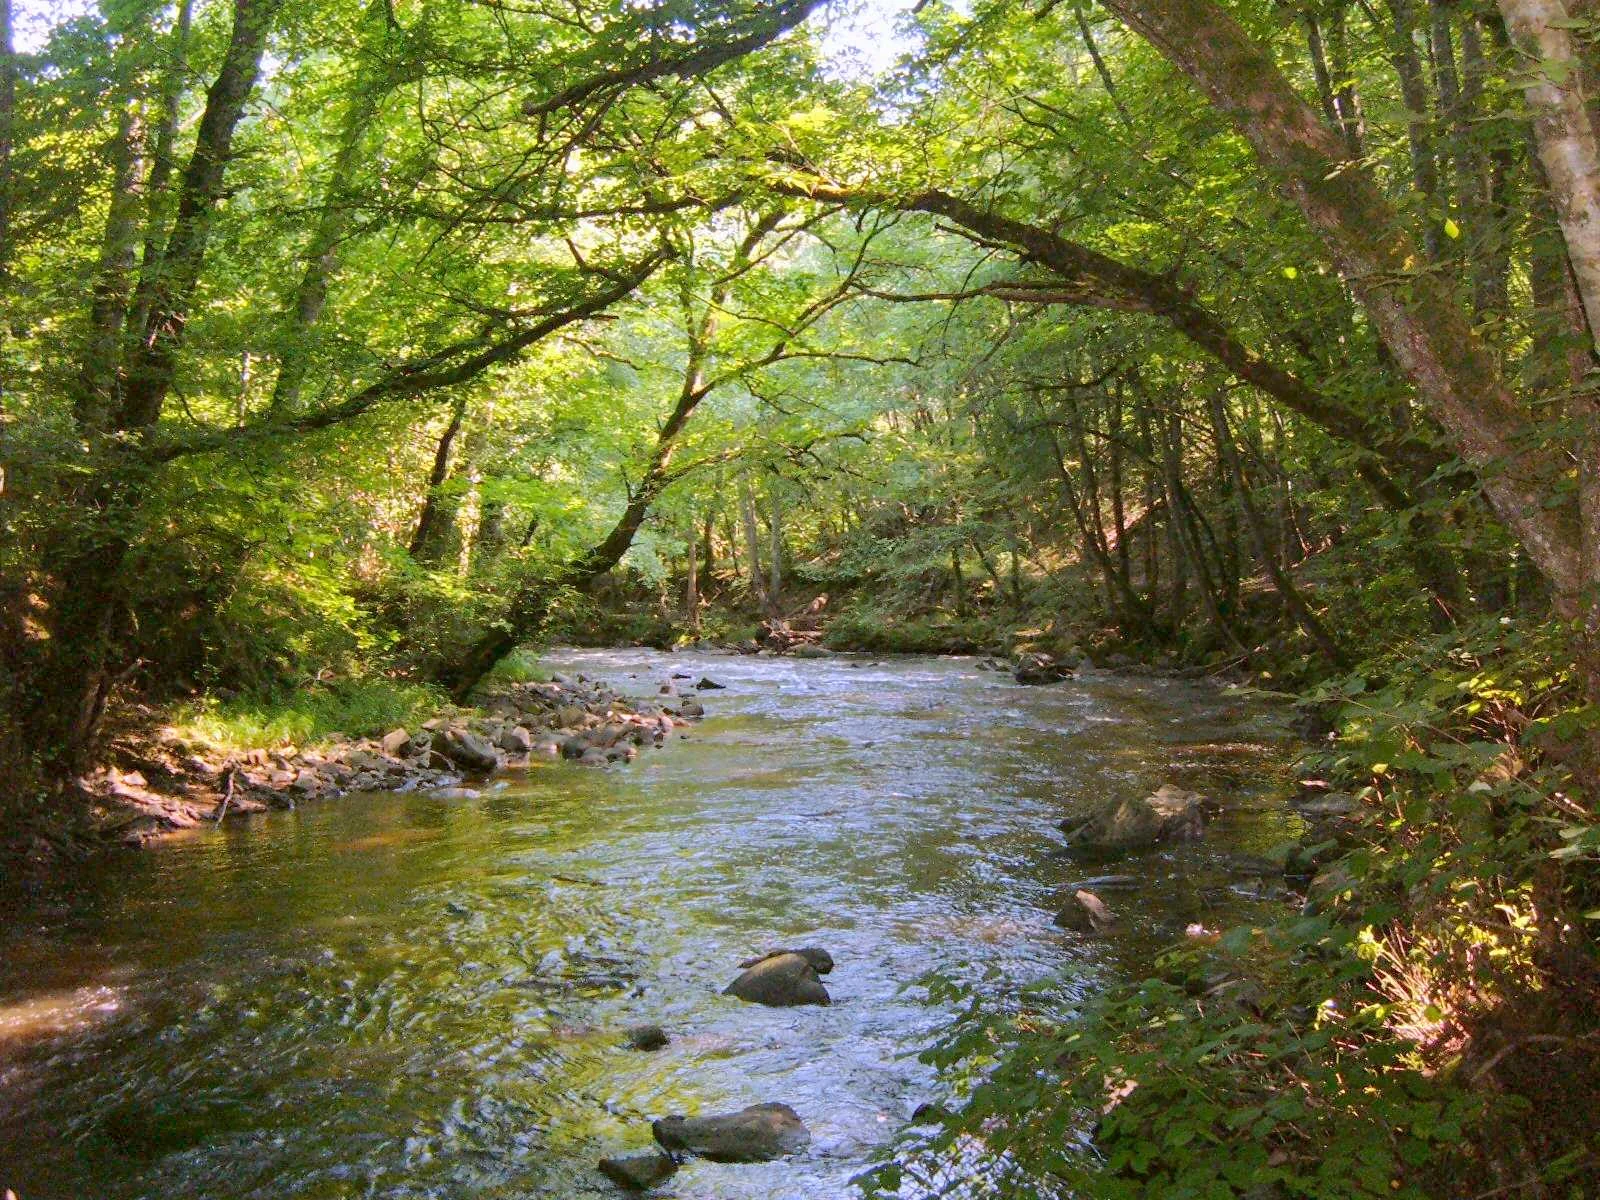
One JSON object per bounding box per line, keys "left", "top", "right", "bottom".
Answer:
{"left": 767, "top": 486, "right": 783, "bottom": 611}
{"left": 1498, "top": 0, "right": 1600, "bottom": 349}
{"left": 408, "top": 396, "right": 467, "bottom": 562}
{"left": 76, "top": 101, "right": 147, "bottom": 433}
{"left": 1102, "top": 0, "right": 1584, "bottom": 602}
{"left": 127, "top": 0, "right": 193, "bottom": 343}
{"left": 685, "top": 518, "right": 700, "bottom": 626}
{"left": 121, "top": 0, "right": 284, "bottom": 432}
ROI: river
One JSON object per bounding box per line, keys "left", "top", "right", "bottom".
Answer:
{"left": 0, "top": 649, "right": 1299, "bottom": 1199}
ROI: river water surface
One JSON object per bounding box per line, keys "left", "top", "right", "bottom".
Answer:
{"left": 0, "top": 649, "right": 1298, "bottom": 1199}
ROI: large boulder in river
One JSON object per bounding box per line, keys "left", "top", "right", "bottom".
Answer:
{"left": 1063, "top": 785, "right": 1211, "bottom": 854}
{"left": 652, "top": 1102, "right": 811, "bottom": 1162}
{"left": 737, "top": 947, "right": 834, "bottom": 975}
{"left": 597, "top": 1150, "right": 677, "bottom": 1190}
{"left": 431, "top": 727, "right": 499, "bottom": 774}
{"left": 722, "top": 952, "right": 830, "bottom": 1006}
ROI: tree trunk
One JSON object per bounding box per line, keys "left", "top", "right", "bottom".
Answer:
{"left": 408, "top": 396, "right": 467, "bottom": 562}
{"left": 1498, "top": 0, "right": 1600, "bottom": 349}
{"left": 1383, "top": 0, "right": 1442, "bottom": 255}
{"left": 1103, "top": 0, "right": 1584, "bottom": 603}
{"left": 1207, "top": 390, "right": 1351, "bottom": 668}
{"left": 121, "top": 0, "right": 284, "bottom": 431}
{"left": 270, "top": 0, "right": 397, "bottom": 414}
{"left": 767, "top": 486, "right": 783, "bottom": 611}
{"left": 741, "top": 478, "right": 767, "bottom": 608}
{"left": 25, "top": 0, "right": 284, "bottom": 777}
{"left": 438, "top": 212, "right": 786, "bottom": 699}
{"left": 685, "top": 518, "right": 700, "bottom": 627}
{"left": 127, "top": 0, "right": 193, "bottom": 342}
{"left": 75, "top": 100, "right": 147, "bottom": 433}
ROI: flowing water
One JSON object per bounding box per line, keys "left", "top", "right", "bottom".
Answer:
{"left": 0, "top": 650, "right": 1300, "bottom": 1199}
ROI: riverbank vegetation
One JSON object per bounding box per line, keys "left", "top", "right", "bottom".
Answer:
{"left": 6, "top": 0, "right": 1600, "bottom": 1191}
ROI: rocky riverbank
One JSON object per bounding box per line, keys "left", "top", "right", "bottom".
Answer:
{"left": 75, "top": 672, "right": 713, "bottom": 848}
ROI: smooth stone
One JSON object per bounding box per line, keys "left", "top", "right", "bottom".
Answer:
{"left": 597, "top": 1151, "right": 677, "bottom": 1190}
{"left": 737, "top": 946, "right": 834, "bottom": 975}
{"left": 1292, "top": 791, "right": 1359, "bottom": 818}
{"left": 431, "top": 727, "right": 499, "bottom": 774}
{"left": 722, "top": 952, "right": 830, "bottom": 1006}
{"left": 497, "top": 726, "right": 534, "bottom": 753}
{"left": 652, "top": 1102, "right": 810, "bottom": 1162}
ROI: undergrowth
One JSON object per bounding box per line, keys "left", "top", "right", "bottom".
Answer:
{"left": 170, "top": 679, "right": 449, "bottom": 751}
{"left": 870, "top": 613, "right": 1600, "bottom": 1198}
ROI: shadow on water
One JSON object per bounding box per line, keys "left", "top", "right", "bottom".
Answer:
{"left": 0, "top": 650, "right": 1300, "bottom": 1199}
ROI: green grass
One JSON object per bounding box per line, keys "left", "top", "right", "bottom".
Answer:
{"left": 170, "top": 679, "right": 449, "bottom": 751}
{"left": 487, "top": 647, "right": 547, "bottom": 684}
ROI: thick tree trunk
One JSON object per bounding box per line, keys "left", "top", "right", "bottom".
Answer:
{"left": 76, "top": 103, "right": 147, "bottom": 433}
{"left": 122, "top": 0, "right": 284, "bottom": 431}
{"left": 1103, "top": 0, "right": 1584, "bottom": 602}
{"left": 29, "top": 0, "right": 281, "bottom": 775}
{"left": 1498, "top": 0, "right": 1600, "bottom": 349}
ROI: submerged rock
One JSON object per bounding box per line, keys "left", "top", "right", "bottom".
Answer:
{"left": 1014, "top": 651, "right": 1070, "bottom": 685}
{"left": 624, "top": 1023, "right": 670, "bottom": 1051}
{"left": 1291, "top": 790, "right": 1359, "bottom": 818}
{"left": 722, "top": 952, "right": 831, "bottom": 1006}
{"left": 652, "top": 1102, "right": 811, "bottom": 1162}
{"left": 1054, "top": 888, "right": 1116, "bottom": 933}
{"left": 1062, "top": 785, "right": 1211, "bottom": 853}
{"left": 598, "top": 1150, "right": 677, "bottom": 1190}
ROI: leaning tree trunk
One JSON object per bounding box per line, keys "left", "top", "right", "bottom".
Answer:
{"left": 1103, "top": 0, "right": 1587, "bottom": 624}
{"left": 408, "top": 396, "right": 467, "bottom": 563}
{"left": 30, "top": 0, "right": 284, "bottom": 776}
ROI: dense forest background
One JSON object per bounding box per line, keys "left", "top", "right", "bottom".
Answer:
{"left": 6, "top": 0, "right": 1600, "bottom": 1192}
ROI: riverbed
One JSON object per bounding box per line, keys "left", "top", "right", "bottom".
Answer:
{"left": 0, "top": 649, "right": 1299, "bottom": 1199}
